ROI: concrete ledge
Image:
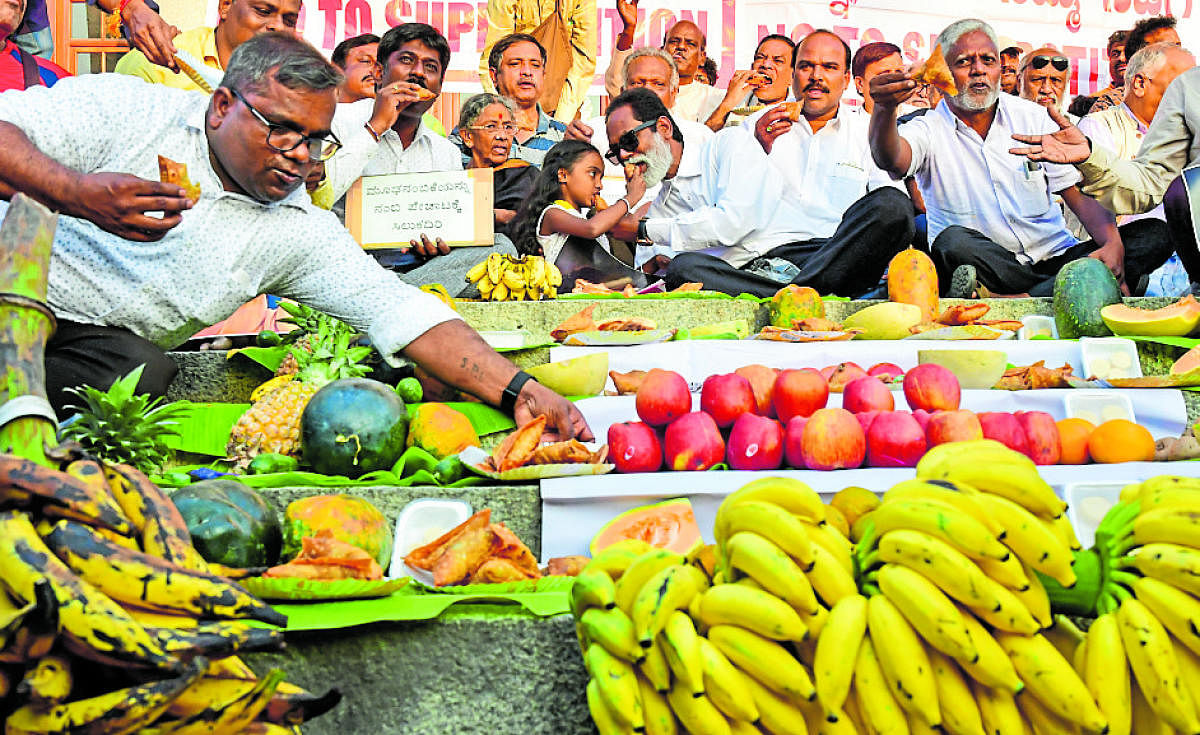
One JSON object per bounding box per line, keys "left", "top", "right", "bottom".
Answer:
{"left": 248, "top": 611, "right": 590, "bottom": 735}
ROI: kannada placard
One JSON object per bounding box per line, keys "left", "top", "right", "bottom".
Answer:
{"left": 345, "top": 168, "right": 493, "bottom": 249}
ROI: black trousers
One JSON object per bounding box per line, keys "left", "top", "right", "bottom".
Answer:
{"left": 44, "top": 321, "right": 177, "bottom": 417}
{"left": 930, "top": 217, "right": 1174, "bottom": 297}
{"left": 663, "top": 187, "right": 916, "bottom": 298}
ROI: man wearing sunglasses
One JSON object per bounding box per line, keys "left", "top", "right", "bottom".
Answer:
{"left": 1018, "top": 48, "right": 1071, "bottom": 116}
{"left": 0, "top": 33, "right": 592, "bottom": 444}
{"left": 868, "top": 19, "right": 1154, "bottom": 298}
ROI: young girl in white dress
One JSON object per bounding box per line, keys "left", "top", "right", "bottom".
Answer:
{"left": 510, "top": 140, "right": 646, "bottom": 263}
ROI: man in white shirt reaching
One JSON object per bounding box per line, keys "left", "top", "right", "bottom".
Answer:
{"left": 868, "top": 18, "right": 1161, "bottom": 298}
{"left": 0, "top": 32, "right": 589, "bottom": 442}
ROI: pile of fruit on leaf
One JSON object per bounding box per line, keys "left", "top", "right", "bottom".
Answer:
{"left": 572, "top": 281, "right": 703, "bottom": 297}
{"left": 551, "top": 303, "right": 658, "bottom": 342}
{"left": 606, "top": 364, "right": 1166, "bottom": 473}
{"left": 465, "top": 252, "right": 562, "bottom": 301}
{"left": 404, "top": 508, "right": 588, "bottom": 585}
{"left": 571, "top": 445, "right": 1200, "bottom": 735}
{"left": 0, "top": 449, "right": 340, "bottom": 732}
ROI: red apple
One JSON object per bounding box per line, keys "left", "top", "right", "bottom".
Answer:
{"left": 925, "top": 410, "right": 984, "bottom": 447}
{"left": 855, "top": 410, "right": 882, "bottom": 434}
{"left": 868, "top": 362, "right": 905, "bottom": 383}
{"left": 664, "top": 412, "right": 726, "bottom": 471}
{"left": 726, "top": 413, "right": 784, "bottom": 470}
{"left": 700, "top": 373, "right": 757, "bottom": 428}
{"left": 635, "top": 369, "right": 692, "bottom": 427}
{"left": 607, "top": 421, "right": 663, "bottom": 473}
{"left": 842, "top": 376, "right": 895, "bottom": 413}
{"left": 801, "top": 408, "right": 866, "bottom": 471}
{"left": 978, "top": 412, "right": 1029, "bottom": 455}
{"left": 783, "top": 415, "right": 809, "bottom": 468}
{"left": 911, "top": 409, "right": 933, "bottom": 431}
{"left": 1015, "top": 411, "right": 1061, "bottom": 465}
{"left": 825, "top": 362, "right": 869, "bottom": 393}
{"left": 867, "top": 411, "right": 927, "bottom": 467}
{"left": 734, "top": 364, "right": 780, "bottom": 417}
{"left": 903, "top": 363, "right": 962, "bottom": 412}
{"left": 773, "top": 368, "right": 829, "bottom": 423}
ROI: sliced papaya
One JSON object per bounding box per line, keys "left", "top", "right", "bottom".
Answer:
{"left": 589, "top": 498, "right": 702, "bottom": 556}
{"left": 1100, "top": 295, "right": 1200, "bottom": 337}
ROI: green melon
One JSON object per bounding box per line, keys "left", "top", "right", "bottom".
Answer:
{"left": 171, "top": 479, "right": 283, "bottom": 567}
{"left": 301, "top": 378, "right": 408, "bottom": 479}
{"left": 1053, "top": 258, "right": 1122, "bottom": 339}
{"left": 590, "top": 498, "right": 702, "bottom": 556}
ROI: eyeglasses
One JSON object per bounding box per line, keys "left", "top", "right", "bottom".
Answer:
{"left": 604, "top": 119, "right": 658, "bottom": 164}
{"left": 1029, "top": 55, "right": 1069, "bottom": 72}
{"left": 469, "top": 122, "right": 518, "bottom": 135}
{"left": 231, "top": 89, "right": 343, "bottom": 162}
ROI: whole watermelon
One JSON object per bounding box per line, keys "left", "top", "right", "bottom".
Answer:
{"left": 171, "top": 479, "right": 283, "bottom": 567}
{"left": 1053, "top": 258, "right": 1122, "bottom": 338}
{"left": 301, "top": 378, "right": 408, "bottom": 478}
{"left": 282, "top": 494, "right": 392, "bottom": 567}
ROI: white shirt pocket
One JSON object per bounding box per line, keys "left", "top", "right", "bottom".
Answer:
{"left": 826, "top": 162, "right": 869, "bottom": 210}
{"left": 1011, "top": 167, "right": 1052, "bottom": 218}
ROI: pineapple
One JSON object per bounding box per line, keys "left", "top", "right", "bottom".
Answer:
{"left": 60, "top": 364, "right": 188, "bottom": 474}
{"left": 227, "top": 317, "right": 372, "bottom": 468}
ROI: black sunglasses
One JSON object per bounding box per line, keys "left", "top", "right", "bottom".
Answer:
{"left": 605, "top": 119, "right": 658, "bottom": 164}
{"left": 1030, "top": 55, "right": 1069, "bottom": 72}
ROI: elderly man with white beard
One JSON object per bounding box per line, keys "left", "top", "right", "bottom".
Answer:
{"left": 866, "top": 18, "right": 1168, "bottom": 298}
{"left": 604, "top": 87, "right": 914, "bottom": 297}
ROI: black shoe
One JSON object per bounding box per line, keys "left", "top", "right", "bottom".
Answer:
{"left": 947, "top": 265, "right": 977, "bottom": 299}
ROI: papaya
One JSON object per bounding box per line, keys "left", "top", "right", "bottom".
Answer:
{"left": 1100, "top": 294, "right": 1200, "bottom": 337}
{"left": 887, "top": 247, "right": 939, "bottom": 322}
{"left": 589, "top": 498, "right": 702, "bottom": 556}
{"left": 283, "top": 494, "right": 392, "bottom": 567}
{"left": 768, "top": 285, "right": 824, "bottom": 327}
{"left": 406, "top": 403, "right": 480, "bottom": 459}
{"left": 301, "top": 378, "right": 409, "bottom": 479}
{"left": 1053, "top": 258, "right": 1121, "bottom": 338}
{"left": 171, "top": 479, "right": 283, "bottom": 567}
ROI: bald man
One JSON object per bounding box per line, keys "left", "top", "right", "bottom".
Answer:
{"left": 604, "top": 9, "right": 723, "bottom": 123}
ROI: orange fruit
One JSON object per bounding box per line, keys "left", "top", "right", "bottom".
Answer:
{"left": 1087, "top": 419, "right": 1155, "bottom": 464}
{"left": 1056, "top": 418, "right": 1094, "bottom": 465}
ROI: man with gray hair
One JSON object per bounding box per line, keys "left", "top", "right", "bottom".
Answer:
{"left": 1075, "top": 42, "right": 1194, "bottom": 293}
{"left": 867, "top": 18, "right": 1162, "bottom": 297}
{"left": 0, "top": 32, "right": 591, "bottom": 441}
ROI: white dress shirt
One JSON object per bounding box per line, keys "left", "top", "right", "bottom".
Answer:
{"left": 742, "top": 104, "right": 902, "bottom": 242}
{"left": 644, "top": 127, "right": 805, "bottom": 267}
{"left": 900, "top": 94, "right": 1082, "bottom": 265}
{"left": 0, "top": 74, "right": 458, "bottom": 357}
{"left": 327, "top": 97, "right": 463, "bottom": 201}
{"left": 1077, "top": 102, "right": 1163, "bottom": 224}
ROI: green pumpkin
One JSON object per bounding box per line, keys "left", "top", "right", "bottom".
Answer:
{"left": 171, "top": 479, "right": 283, "bottom": 567}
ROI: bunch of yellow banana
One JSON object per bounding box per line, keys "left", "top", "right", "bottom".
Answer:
{"left": 0, "top": 450, "right": 338, "bottom": 732}
{"left": 465, "top": 252, "right": 562, "bottom": 301}
{"left": 1070, "top": 476, "right": 1200, "bottom": 735}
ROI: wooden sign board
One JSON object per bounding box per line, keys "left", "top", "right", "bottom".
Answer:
{"left": 345, "top": 168, "right": 494, "bottom": 249}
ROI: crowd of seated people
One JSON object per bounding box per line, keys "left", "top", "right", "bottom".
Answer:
{"left": 4, "top": 0, "right": 1200, "bottom": 312}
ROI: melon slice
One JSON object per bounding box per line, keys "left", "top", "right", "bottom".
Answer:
{"left": 526, "top": 352, "right": 609, "bottom": 396}
{"left": 590, "top": 498, "right": 702, "bottom": 556}
{"left": 842, "top": 302, "right": 922, "bottom": 340}
{"left": 1172, "top": 345, "right": 1200, "bottom": 375}
{"left": 1100, "top": 295, "right": 1200, "bottom": 337}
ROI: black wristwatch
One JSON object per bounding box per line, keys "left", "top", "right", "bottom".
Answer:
{"left": 500, "top": 370, "right": 535, "bottom": 415}
{"left": 636, "top": 217, "right": 650, "bottom": 244}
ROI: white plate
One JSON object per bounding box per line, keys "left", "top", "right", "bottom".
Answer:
{"left": 1080, "top": 337, "right": 1142, "bottom": 380}
{"left": 387, "top": 498, "right": 474, "bottom": 580}
{"left": 1063, "top": 392, "right": 1135, "bottom": 425}
{"left": 1018, "top": 315, "right": 1058, "bottom": 340}
{"left": 459, "top": 445, "right": 614, "bottom": 481}
{"left": 1063, "top": 482, "right": 1127, "bottom": 548}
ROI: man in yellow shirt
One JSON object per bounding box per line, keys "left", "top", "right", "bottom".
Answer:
{"left": 114, "top": 0, "right": 299, "bottom": 91}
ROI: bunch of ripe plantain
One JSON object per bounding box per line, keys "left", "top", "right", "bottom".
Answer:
{"left": 465, "top": 253, "right": 562, "bottom": 301}
{"left": 0, "top": 447, "right": 340, "bottom": 733}
{"left": 1070, "top": 476, "right": 1200, "bottom": 735}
